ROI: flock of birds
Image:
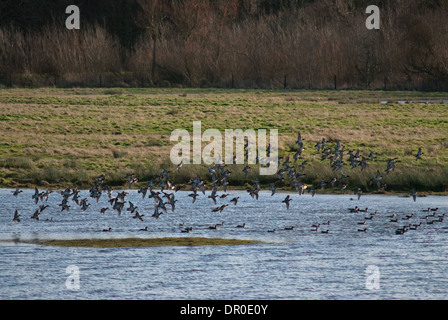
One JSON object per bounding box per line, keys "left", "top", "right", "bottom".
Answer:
{"left": 8, "top": 132, "right": 444, "bottom": 237}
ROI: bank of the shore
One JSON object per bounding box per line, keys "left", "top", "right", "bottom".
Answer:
{"left": 12, "top": 237, "right": 262, "bottom": 248}
{"left": 1, "top": 88, "right": 447, "bottom": 194}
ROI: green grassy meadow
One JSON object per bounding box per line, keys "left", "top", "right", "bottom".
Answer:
{"left": 0, "top": 87, "right": 447, "bottom": 193}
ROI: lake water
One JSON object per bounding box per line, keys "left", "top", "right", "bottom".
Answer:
{"left": 0, "top": 188, "right": 447, "bottom": 300}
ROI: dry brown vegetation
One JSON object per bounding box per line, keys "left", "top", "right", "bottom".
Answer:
{"left": 1, "top": 0, "right": 447, "bottom": 90}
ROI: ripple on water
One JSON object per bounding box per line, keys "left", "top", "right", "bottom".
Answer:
{"left": 0, "top": 189, "right": 447, "bottom": 299}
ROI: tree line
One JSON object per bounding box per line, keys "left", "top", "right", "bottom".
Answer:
{"left": 0, "top": 0, "right": 447, "bottom": 90}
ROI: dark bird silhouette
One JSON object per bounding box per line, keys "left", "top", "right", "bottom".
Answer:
{"left": 355, "top": 188, "right": 362, "bottom": 200}
{"left": 212, "top": 204, "right": 228, "bottom": 213}
{"left": 410, "top": 188, "right": 417, "bottom": 202}
{"left": 12, "top": 210, "right": 21, "bottom": 222}
{"left": 230, "top": 197, "right": 239, "bottom": 205}
{"left": 282, "top": 195, "right": 292, "bottom": 209}
{"left": 127, "top": 201, "right": 138, "bottom": 213}
{"left": 152, "top": 204, "right": 162, "bottom": 219}
{"left": 188, "top": 191, "right": 198, "bottom": 204}
{"left": 269, "top": 184, "right": 276, "bottom": 196}
{"left": 415, "top": 147, "right": 423, "bottom": 161}
{"left": 31, "top": 209, "right": 40, "bottom": 221}
{"left": 132, "top": 211, "right": 144, "bottom": 222}
{"left": 100, "top": 207, "right": 109, "bottom": 214}
{"left": 176, "top": 160, "right": 183, "bottom": 171}
{"left": 39, "top": 204, "right": 49, "bottom": 213}
{"left": 242, "top": 165, "right": 250, "bottom": 178}
{"left": 181, "top": 227, "right": 193, "bottom": 233}
{"left": 32, "top": 188, "right": 39, "bottom": 204}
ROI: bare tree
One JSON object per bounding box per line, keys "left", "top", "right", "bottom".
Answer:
{"left": 134, "top": 0, "right": 171, "bottom": 84}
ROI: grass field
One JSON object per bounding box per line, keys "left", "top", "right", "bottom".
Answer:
{"left": 0, "top": 87, "right": 447, "bottom": 193}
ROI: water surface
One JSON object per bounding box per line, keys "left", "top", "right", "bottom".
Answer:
{"left": 0, "top": 188, "right": 447, "bottom": 299}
